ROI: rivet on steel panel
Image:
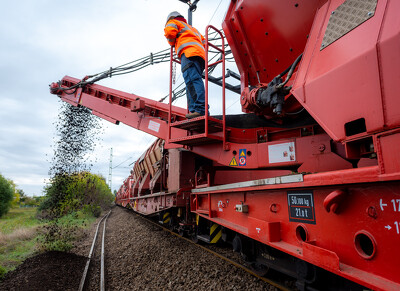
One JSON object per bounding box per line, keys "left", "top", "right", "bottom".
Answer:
{"left": 366, "top": 206, "right": 378, "bottom": 219}
{"left": 270, "top": 203, "right": 278, "bottom": 213}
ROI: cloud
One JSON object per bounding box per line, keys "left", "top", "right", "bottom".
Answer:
{"left": 0, "top": 0, "right": 237, "bottom": 196}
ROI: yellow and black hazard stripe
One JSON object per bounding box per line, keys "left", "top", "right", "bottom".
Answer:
{"left": 210, "top": 223, "right": 222, "bottom": 244}
{"left": 163, "top": 212, "right": 171, "bottom": 224}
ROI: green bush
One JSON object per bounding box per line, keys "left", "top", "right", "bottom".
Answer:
{"left": 82, "top": 204, "right": 101, "bottom": 218}
{"left": 39, "top": 172, "right": 113, "bottom": 218}
{"left": 38, "top": 172, "right": 113, "bottom": 251}
{"left": 38, "top": 211, "right": 95, "bottom": 252}
{"left": 0, "top": 174, "right": 14, "bottom": 217}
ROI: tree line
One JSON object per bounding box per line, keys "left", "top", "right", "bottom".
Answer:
{"left": 0, "top": 171, "right": 113, "bottom": 218}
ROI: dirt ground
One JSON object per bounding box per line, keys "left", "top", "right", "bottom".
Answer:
{"left": 0, "top": 251, "right": 86, "bottom": 291}
{"left": 0, "top": 206, "right": 277, "bottom": 290}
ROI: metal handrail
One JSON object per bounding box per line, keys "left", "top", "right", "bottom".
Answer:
{"left": 167, "top": 25, "right": 226, "bottom": 148}
{"left": 168, "top": 47, "right": 181, "bottom": 142}
{"left": 205, "top": 25, "right": 226, "bottom": 148}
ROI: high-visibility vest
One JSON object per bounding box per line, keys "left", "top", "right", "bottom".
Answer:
{"left": 164, "top": 19, "right": 206, "bottom": 60}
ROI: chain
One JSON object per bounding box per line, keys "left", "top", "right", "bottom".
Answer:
{"left": 172, "top": 61, "right": 176, "bottom": 85}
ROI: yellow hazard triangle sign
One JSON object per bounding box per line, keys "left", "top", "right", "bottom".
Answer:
{"left": 229, "top": 156, "right": 238, "bottom": 166}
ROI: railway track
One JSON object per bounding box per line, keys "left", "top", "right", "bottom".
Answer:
{"left": 128, "top": 208, "right": 292, "bottom": 291}
{"left": 79, "top": 209, "right": 111, "bottom": 291}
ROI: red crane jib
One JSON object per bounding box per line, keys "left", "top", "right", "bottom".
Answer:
{"left": 50, "top": 75, "right": 353, "bottom": 174}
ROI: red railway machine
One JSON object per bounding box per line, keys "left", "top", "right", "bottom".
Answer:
{"left": 50, "top": 0, "right": 400, "bottom": 290}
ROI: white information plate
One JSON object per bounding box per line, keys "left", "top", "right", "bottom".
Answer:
{"left": 148, "top": 120, "right": 160, "bottom": 133}
{"left": 268, "top": 142, "right": 296, "bottom": 164}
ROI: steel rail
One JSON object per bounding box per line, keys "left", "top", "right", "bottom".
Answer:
{"left": 100, "top": 211, "right": 111, "bottom": 291}
{"left": 78, "top": 209, "right": 112, "bottom": 291}
{"left": 128, "top": 209, "right": 291, "bottom": 291}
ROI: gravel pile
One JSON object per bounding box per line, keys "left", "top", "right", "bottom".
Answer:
{"left": 0, "top": 251, "right": 86, "bottom": 291}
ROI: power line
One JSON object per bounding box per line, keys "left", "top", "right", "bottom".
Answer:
{"left": 112, "top": 156, "right": 133, "bottom": 169}
{"left": 208, "top": 0, "right": 224, "bottom": 26}
{"left": 108, "top": 148, "right": 113, "bottom": 190}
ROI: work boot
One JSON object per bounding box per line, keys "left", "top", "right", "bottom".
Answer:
{"left": 185, "top": 112, "right": 201, "bottom": 119}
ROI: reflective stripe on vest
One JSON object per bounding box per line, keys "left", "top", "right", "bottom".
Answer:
{"left": 176, "top": 41, "right": 205, "bottom": 56}
{"left": 166, "top": 23, "right": 178, "bottom": 30}
{"left": 176, "top": 27, "right": 189, "bottom": 38}
{"left": 176, "top": 20, "right": 202, "bottom": 43}
{"left": 174, "top": 20, "right": 204, "bottom": 56}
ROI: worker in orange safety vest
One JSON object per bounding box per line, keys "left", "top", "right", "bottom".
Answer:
{"left": 164, "top": 11, "right": 207, "bottom": 119}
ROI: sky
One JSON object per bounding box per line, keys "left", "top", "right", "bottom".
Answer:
{"left": 0, "top": 0, "right": 241, "bottom": 196}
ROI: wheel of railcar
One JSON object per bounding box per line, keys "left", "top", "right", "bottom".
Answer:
{"left": 191, "top": 232, "right": 199, "bottom": 243}
{"left": 233, "top": 234, "right": 253, "bottom": 262}
{"left": 190, "top": 225, "right": 199, "bottom": 243}
{"left": 295, "top": 259, "right": 316, "bottom": 283}
{"left": 250, "top": 262, "right": 269, "bottom": 277}
{"left": 232, "top": 235, "right": 242, "bottom": 253}
{"left": 178, "top": 227, "right": 185, "bottom": 237}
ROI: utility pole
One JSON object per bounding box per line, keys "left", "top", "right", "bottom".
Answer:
{"left": 108, "top": 148, "right": 113, "bottom": 192}
{"left": 179, "top": 0, "right": 200, "bottom": 25}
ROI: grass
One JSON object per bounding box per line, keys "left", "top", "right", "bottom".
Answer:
{"left": 0, "top": 208, "right": 42, "bottom": 276}
{"left": 0, "top": 208, "right": 39, "bottom": 234}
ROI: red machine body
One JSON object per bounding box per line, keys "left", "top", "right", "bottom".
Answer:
{"left": 51, "top": 0, "right": 400, "bottom": 290}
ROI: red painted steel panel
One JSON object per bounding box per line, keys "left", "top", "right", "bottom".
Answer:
{"left": 193, "top": 181, "right": 400, "bottom": 290}
{"left": 376, "top": 0, "right": 400, "bottom": 129}
{"left": 378, "top": 131, "right": 400, "bottom": 175}
{"left": 223, "top": 0, "right": 326, "bottom": 87}
{"left": 167, "top": 149, "right": 195, "bottom": 193}
{"left": 292, "top": 0, "right": 400, "bottom": 142}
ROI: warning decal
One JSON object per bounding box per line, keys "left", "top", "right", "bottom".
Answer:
{"left": 238, "top": 149, "right": 246, "bottom": 166}
{"left": 238, "top": 157, "right": 246, "bottom": 166}
{"left": 229, "top": 156, "right": 238, "bottom": 166}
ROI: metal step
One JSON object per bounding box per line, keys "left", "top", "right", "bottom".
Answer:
{"left": 170, "top": 116, "right": 223, "bottom": 133}
{"left": 197, "top": 234, "right": 211, "bottom": 243}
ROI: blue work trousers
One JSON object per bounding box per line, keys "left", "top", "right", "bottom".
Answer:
{"left": 181, "top": 53, "right": 206, "bottom": 115}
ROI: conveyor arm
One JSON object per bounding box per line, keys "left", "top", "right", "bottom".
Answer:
{"left": 50, "top": 76, "right": 187, "bottom": 141}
